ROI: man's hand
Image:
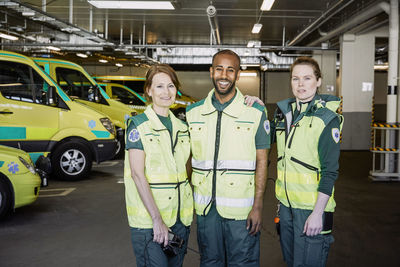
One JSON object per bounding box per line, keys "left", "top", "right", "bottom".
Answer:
{"left": 303, "top": 211, "right": 323, "bottom": 236}
{"left": 246, "top": 205, "right": 263, "bottom": 235}
{"left": 244, "top": 95, "right": 265, "bottom": 107}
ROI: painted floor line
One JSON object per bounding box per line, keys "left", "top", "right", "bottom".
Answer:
{"left": 38, "top": 188, "right": 76, "bottom": 197}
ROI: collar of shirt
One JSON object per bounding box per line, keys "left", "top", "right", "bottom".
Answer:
{"left": 211, "top": 90, "right": 237, "bottom": 112}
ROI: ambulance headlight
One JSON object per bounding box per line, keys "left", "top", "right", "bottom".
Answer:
{"left": 100, "top": 118, "right": 116, "bottom": 136}
{"left": 18, "top": 156, "right": 36, "bottom": 174}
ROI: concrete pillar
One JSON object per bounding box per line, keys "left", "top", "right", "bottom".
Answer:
{"left": 313, "top": 50, "right": 337, "bottom": 95}
{"left": 339, "top": 32, "right": 375, "bottom": 150}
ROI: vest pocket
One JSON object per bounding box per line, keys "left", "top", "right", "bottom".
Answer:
{"left": 222, "top": 171, "right": 255, "bottom": 195}
{"left": 150, "top": 185, "right": 177, "bottom": 213}
{"left": 290, "top": 157, "right": 320, "bottom": 181}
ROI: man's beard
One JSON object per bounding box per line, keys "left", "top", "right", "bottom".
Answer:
{"left": 213, "top": 79, "right": 236, "bottom": 96}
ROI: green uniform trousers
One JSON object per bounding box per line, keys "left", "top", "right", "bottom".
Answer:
{"left": 279, "top": 203, "right": 334, "bottom": 267}
{"left": 197, "top": 204, "right": 260, "bottom": 267}
{"left": 130, "top": 219, "right": 190, "bottom": 267}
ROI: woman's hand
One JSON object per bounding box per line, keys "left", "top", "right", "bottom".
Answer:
{"left": 244, "top": 95, "right": 265, "bottom": 107}
{"left": 303, "top": 211, "right": 323, "bottom": 236}
{"left": 152, "top": 217, "right": 170, "bottom": 247}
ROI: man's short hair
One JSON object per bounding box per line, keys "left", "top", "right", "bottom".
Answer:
{"left": 212, "top": 49, "right": 241, "bottom": 69}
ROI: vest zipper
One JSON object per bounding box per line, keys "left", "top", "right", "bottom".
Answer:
{"left": 290, "top": 156, "right": 320, "bottom": 181}
{"left": 213, "top": 111, "right": 223, "bottom": 199}
{"left": 283, "top": 154, "right": 292, "bottom": 209}
{"left": 203, "top": 110, "right": 222, "bottom": 216}
{"left": 287, "top": 123, "right": 299, "bottom": 149}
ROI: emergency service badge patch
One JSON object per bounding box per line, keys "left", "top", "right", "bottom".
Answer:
{"left": 128, "top": 129, "right": 140, "bottom": 143}
{"left": 264, "top": 120, "right": 270, "bottom": 134}
{"left": 332, "top": 128, "right": 340, "bottom": 143}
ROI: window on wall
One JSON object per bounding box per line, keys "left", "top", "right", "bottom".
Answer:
{"left": 0, "top": 60, "right": 52, "bottom": 105}
{"left": 55, "top": 67, "right": 97, "bottom": 102}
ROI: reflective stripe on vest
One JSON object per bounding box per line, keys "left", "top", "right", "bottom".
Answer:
{"left": 192, "top": 159, "right": 256, "bottom": 171}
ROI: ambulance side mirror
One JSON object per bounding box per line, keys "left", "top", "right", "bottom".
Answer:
{"left": 48, "top": 86, "right": 57, "bottom": 107}
{"left": 94, "top": 87, "right": 100, "bottom": 103}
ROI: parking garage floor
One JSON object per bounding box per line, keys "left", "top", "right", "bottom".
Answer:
{"left": 0, "top": 150, "right": 399, "bottom": 267}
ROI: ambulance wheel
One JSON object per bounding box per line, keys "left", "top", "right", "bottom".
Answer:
{"left": 0, "top": 177, "right": 12, "bottom": 220}
{"left": 113, "top": 138, "right": 125, "bottom": 159}
{"left": 51, "top": 142, "right": 92, "bottom": 181}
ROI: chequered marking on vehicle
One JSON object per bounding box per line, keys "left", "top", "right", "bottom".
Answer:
{"left": 38, "top": 188, "right": 76, "bottom": 197}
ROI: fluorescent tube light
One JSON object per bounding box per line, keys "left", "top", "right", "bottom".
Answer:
{"left": 99, "top": 59, "right": 108, "bottom": 63}
{"left": 240, "top": 72, "right": 257, "bottom": 77}
{"left": 115, "top": 63, "right": 123, "bottom": 67}
{"left": 76, "top": 53, "right": 88, "bottom": 58}
{"left": 46, "top": 46, "right": 61, "bottom": 51}
{"left": 0, "top": 33, "right": 18, "bottom": 41}
{"left": 252, "top": 23, "right": 262, "bottom": 34}
{"left": 260, "top": 0, "right": 275, "bottom": 11}
{"left": 88, "top": 1, "right": 175, "bottom": 10}
{"left": 247, "top": 41, "right": 255, "bottom": 48}
{"left": 22, "top": 11, "right": 35, "bottom": 17}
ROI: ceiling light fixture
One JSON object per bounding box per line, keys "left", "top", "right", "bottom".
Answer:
{"left": 252, "top": 23, "right": 263, "bottom": 34}
{"left": 115, "top": 63, "right": 123, "bottom": 67}
{"left": 247, "top": 41, "right": 255, "bottom": 48}
{"left": 260, "top": 0, "right": 276, "bottom": 11}
{"left": 0, "top": 33, "right": 18, "bottom": 41}
{"left": 88, "top": 1, "right": 175, "bottom": 10}
{"left": 76, "top": 53, "right": 88, "bottom": 58}
{"left": 99, "top": 59, "right": 108, "bottom": 63}
{"left": 46, "top": 46, "right": 61, "bottom": 51}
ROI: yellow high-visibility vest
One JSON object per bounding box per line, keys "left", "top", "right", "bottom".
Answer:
{"left": 124, "top": 105, "right": 193, "bottom": 228}
{"left": 187, "top": 89, "right": 267, "bottom": 220}
{"left": 274, "top": 95, "right": 343, "bottom": 212}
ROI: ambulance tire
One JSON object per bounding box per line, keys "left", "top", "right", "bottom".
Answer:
{"left": 113, "top": 138, "right": 125, "bottom": 159}
{"left": 51, "top": 141, "right": 92, "bottom": 181}
{"left": 0, "top": 177, "right": 12, "bottom": 220}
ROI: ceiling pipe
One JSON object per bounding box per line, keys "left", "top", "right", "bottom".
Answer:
{"left": 308, "top": 1, "right": 390, "bottom": 46}
{"left": 206, "top": 5, "right": 221, "bottom": 45}
{"left": 288, "top": 0, "right": 353, "bottom": 46}
{"left": 69, "top": 0, "right": 73, "bottom": 24}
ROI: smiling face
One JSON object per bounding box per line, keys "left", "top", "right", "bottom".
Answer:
{"left": 291, "top": 64, "right": 321, "bottom": 103}
{"left": 147, "top": 72, "right": 177, "bottom": 114}
{"left": 210, "top": 53, "right": 241, "bottom": 101}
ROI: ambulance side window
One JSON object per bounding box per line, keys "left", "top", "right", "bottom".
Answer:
{"left": 55, "top": 67, "right": 97, "bottom": 102}
{"left": 0, "top": 60, "right": 52, "bottom": 105}
{"left": 112, "top": 86, "right": 144, "bottom": 105}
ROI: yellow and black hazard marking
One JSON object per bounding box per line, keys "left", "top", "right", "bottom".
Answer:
{"left": 370, "top": 147, "right": 398, "bottom": 151}
{"left": 372, "top": 123, "right": 400, "bottom": 128}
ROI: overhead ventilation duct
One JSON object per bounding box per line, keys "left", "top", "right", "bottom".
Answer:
{"left": 308, "top": 1, "right": 390, "bottom": 47}
{"left": 206, "top": 5, "right": 221, "bottom": 45}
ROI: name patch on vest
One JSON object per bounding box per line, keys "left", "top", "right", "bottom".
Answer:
{"left": 264, "top": 120, "right": 270, "bottom": 135}
{"left": 332, "top": 128, "right": 340, "bottom": 143}
{"left": 128, "top": 128, "right": 140, "bottom": 143}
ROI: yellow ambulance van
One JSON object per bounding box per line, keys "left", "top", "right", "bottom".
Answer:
{"left": 33, "top": 58, "right": 139, "bottom": 156}
{"left": 0, "top": 145, "right": 47, "bottom": 219}
{"left": 97, "top": 82, "right": 147, "bottom": 112}
{"left": 94, "top": 75, "right": 196, "bottom": 121}
{"left": 0, "top": 51, "right": 117, "bottom": 181}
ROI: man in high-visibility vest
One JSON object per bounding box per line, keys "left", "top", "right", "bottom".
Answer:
{"left": 186, "top": 50, "right": 270, "bottom": 267}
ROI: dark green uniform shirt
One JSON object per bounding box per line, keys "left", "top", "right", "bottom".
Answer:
{"left": 125, "top": 114, "right": 172, "bottom": 150}
{"left": 211, "top": 92, "right": 270, "bottom": 149}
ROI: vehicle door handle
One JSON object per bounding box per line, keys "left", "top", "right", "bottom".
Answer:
{"left": 0, "top": 110, "right": 13, "bottom": 114}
